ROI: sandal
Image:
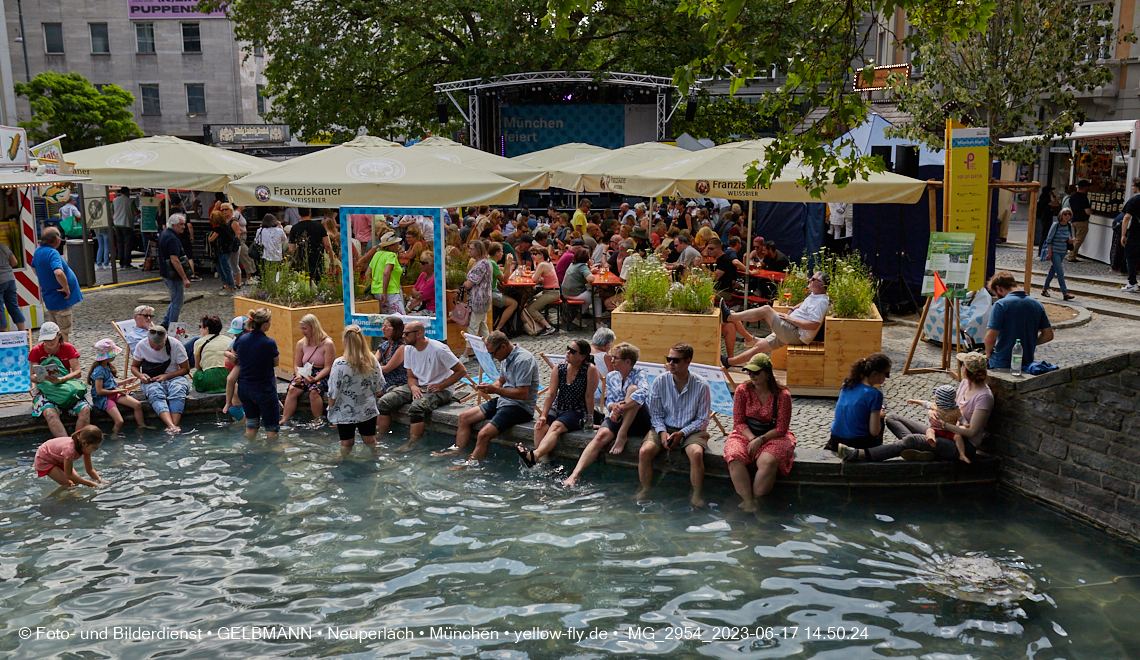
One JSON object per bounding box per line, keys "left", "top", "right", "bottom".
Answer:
{"left": 517, "top": 444, "right": 536, "bottom": 468}
{"left": 1040, "top": 290, "right": 1050, "bottom": 297}
{"left": 1063, "top": 294, "right": 1076, "bottom": 301}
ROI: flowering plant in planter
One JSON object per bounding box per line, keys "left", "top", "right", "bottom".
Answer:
{"left": 620, "top": 254, "right": 715, "bottom": 314}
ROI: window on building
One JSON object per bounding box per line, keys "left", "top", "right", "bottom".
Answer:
{"left": 186, "top": 84, "right": 206, "bottom": 115}
{"left": 43, "top": 23, "right": 64, "bottom": 54}
{"left": 181, "top": 23, "right": 201, "bottom": 53}
{"left": 94, "top": 83, "right": 106, "bottom": 93}
{"left": 253, "top": 43, "right": 264, "bottom": 57}
{"left": 140, "top": 84, "right": 161, "bottom": 115}
{"left": 89, "top": 23, "right": 109, "bottom": 54}
{"left": 136, "top": 22, "right": 155, "bottom": 54}
{"left": 256, "top": 84, "right": 267, "bottom": 115}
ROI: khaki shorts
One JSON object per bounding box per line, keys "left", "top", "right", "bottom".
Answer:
{"left": 46, "top": 308, "right": 73, "bottom": 338}
{"left": 763, "top": 316, "right": 805, "bottom": 350}
{"left": 645, "top": 426, "right": 709, "bottom": 451}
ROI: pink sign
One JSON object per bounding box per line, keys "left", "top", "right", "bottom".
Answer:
{"left": 128, "top": 0, "right": 228, "bottom": 19}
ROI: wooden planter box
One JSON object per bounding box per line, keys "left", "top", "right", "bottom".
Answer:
{"left": 234, "top": 296, "right": 379, "bottom": 379}
{"left": 611, "top": 306, "right": 722, "bottom": 367}
{"left": 823, "top": 303, "right": 882, "bottom": 386}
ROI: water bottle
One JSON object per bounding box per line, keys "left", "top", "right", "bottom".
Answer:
{"left": 1011, "top": 339, "right": 1023, "bottom": 376}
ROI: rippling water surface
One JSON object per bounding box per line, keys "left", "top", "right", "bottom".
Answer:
{"left": 1, "top": 423, "right": 1138, "bottom": 659}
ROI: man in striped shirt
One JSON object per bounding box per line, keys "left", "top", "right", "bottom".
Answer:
{"left": 639, "top": 343, "right": 712, "bottom": 507}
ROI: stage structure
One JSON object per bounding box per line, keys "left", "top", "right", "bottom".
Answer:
{"left": 434, "top": 72, "right": 700, "bottom": 156}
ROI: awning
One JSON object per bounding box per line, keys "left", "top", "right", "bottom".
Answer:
{"left": 1000, "top": 120, "right": 1138, "bottom": 144}
{"left": 0, "top": 170, "right": 90, "bottom": 189}
{"left": 68, "top": 135, "right": 270, "bottom": 191}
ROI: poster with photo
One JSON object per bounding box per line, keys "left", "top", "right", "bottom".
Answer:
{"left": 921, "top": 232, "right": 975, "bottom": 299}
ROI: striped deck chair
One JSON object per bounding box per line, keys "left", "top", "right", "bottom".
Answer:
{"left": 630, "top": 360, "right": 730, "bottom": 437}
{"left": 460, "top": 333, "right": 499, "bottom": 403}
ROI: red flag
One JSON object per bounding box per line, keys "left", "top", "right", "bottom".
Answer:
{"left": 932, "top": 271, "right": 948, "bottom": 301}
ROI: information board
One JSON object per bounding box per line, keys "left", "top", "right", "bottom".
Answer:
{"left": 140, "top": 196, "right": 161, "bottom": 232}
{"left": 0, "top": 331, "right": 30, "bottom": 394}
{"left": 921, "top": 232, "right": 975, "bottom": 299}
{"left": 944, "top": 121, "right": 989, "bottom": 290}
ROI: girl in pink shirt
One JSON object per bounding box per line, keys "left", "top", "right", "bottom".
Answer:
{"left": 33, "top": 425, "right": 105, "bottom": 488}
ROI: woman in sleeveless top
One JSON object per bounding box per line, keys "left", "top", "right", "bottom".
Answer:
{"left": 524, "top": 246, "right": 561, "bottom": 337}
{"left": 280, "top": 313, "right": 336, "bottom": 426}
{"left": 375, "top": 316, "right": 407, "bottom": 393}
{"left": 519, "top": 339, "right": 599, "bottom": 467}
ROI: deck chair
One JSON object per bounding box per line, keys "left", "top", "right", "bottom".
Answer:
{"left": 631, "top": 360, "right": 729, "bottom": 437}
{"left": 542, "top": 353, "right": 605, "bottom": 416}
{"left": 460, "top": 333, "right": 500, "bottom": 403}
{"left": 114, "top": 320, "right": 191, "bottom": 374}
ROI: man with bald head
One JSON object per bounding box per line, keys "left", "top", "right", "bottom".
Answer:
{"left": 376, "top": 320, "right": 468, "bottom": 451}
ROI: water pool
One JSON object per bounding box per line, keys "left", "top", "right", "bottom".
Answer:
{"left": 1, "top": 422, "right": 1137, "bottom": 659}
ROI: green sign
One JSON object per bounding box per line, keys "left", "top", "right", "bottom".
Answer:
{"left": 921, "top": 231, "right": 975, "bottom": 299}
{"left": 140, "top": 196, "right": 160, "bottom": 232}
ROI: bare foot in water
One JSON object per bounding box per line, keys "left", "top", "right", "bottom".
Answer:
{"left": 635, "top": 489, "right": 650, "bottom": 501}
{"left": 690, "top": 493, "right": 707, "bottom": 508}
{"left": 395, "top": 438, "right": 420, "bottom": 453}
{"left": 431, "top": 444, "right": 462, "bottom": 457}
{"left": 562, "top": 474, "right": 579, "bottom": 488}
{"left": 737, "top": 498, "right": 757, "bottom": 513}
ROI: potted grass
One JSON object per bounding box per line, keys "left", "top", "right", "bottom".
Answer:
{"left": 235, "top": 256, "right": 379, "bottom": 379}
{"left": 771, "top": 249, "right": 881, "bottom": 389}
{"left": 610, "top": 255, "right": 723, "bottom": 366}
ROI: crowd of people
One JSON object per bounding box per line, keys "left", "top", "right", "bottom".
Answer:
{"left": 29, "top": 200, "right": 1031, "bottom": 509}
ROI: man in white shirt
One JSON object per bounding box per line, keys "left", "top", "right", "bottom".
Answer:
{"left": 725, "top": 272, "right": 831, "bottom": 366}
{"left": 619, "top": 203, "right": 635, "bottom": 225}
{"left": 376, "top": 320, "right": 468, "bottom": 452}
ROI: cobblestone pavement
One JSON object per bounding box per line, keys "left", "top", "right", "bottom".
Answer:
{"left": 52, "top": 279, "right": 1140, "bottom": 451}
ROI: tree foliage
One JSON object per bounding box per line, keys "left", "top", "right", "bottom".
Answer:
{"left": 204, "top": 0, "right": 718, "bottom": 142}
{"left": 14, "top": 72, "right": 143, "bottom": 151}
{"left": 889, "top": 0, "right": 1136, "bottom": 164}
{"left": 671, "top": 92, "right": 776, "bottom": 143}
{"left": 548, "top": 0, "right": 1002, "bottom": 195}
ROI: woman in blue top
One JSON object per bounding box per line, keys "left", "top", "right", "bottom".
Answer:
{"left": 231, "top": 307, "right": 281, "bottom": 440}
{"left": 1041, "top": 208, "right": 1076, "bottom": 301}
{"left": 827, "top": 353, "right": 891, "bottom": 454}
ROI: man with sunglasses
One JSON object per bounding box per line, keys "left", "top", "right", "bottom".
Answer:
{"left": 122, "top": 305, "right": 156, "bottom": 352}
{"left": 639, "top": 343, "right": 711, "bottom": 507}
{"left": 434, "top": 332, "right": 540, "bottom": 467}
{"left": 724, "top": 271, "right": 830, "bottom": 367}
{"left": 376, "top": 321, "right": 468, "bottom": 452}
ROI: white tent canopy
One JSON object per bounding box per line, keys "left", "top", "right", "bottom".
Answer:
{"left": 509, "top": 143, "right": 610, "bottom": 170}
{"left": 68, "top": 135, "right": 270, "bottom": 192}
{"left": 548, "top": 142, "right": 689, "bottom": 193}
{"left": 410, "top": 136, "right": 549, "bottom": 189}
{"left": 604, "top": 139, "right": 928, "bottom": 204}
{"left": 1000, "top": 119, "right": 1138, "bottom": 144}
{"left": 226, "top": 135, "right": 520, "bottom": 208}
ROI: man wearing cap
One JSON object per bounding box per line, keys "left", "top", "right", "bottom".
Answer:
{"left": 32, "top": 227, "right": 82, "bottom": 344}
{"left": 1067, "top": 180, "right": 1092, "bottom": 261}
{"left": 725, "top": 271, "right": 831, "bottom": 366}
{"left": 630, "top": 226, "right": 651, "bottom": 254}
{"left": 29, "top": 321, "right": 92, "bottom": 437}
{"left": 571, "top": 200, "right": 590, "bottom": 237}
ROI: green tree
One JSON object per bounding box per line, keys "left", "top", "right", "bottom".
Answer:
{"left": 15, "top": 72, "right": 143, "bottom": 151}
{"left": 548, "top": 0, "right": 1000, "bottom": 195}
{"left": 672, "top": 93, "right": 776, "bottom": 143}
{"left": 204, "top": 0, "right": 718, "bottom": 142}
{"left": 889, "top": 0, "right": 1136, "bottom": 164}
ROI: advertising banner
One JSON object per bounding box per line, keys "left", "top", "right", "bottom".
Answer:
{"left": 944, "top": 122, "right": 989, "bottom": 290}
{"left": 920, "top": 232, "right": 975, "bottom": 299}
{"left": 499, "top": 105, "right": 624, "bottom": 157}
{"left": 0, "top": 126, "right": 29, "bottom": 168}
{"left": 82, "top": 185, "right": 109, "bottom": 229}
{"left": 128, "top": 0, "right": 227, "bottom": 19}
{"left": 0, "top": 331, "right": 30, "bottom": 395}
{"left": 207, "top": 124, "right": 291, "bottom": 146}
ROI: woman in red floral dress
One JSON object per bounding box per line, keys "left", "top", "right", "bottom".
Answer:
{"left": 725, "top": 354, "right": 796, "bottom": 511}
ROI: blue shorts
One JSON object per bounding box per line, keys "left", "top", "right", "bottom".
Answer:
{"left": 541, "top": 408, "right": 586, "bottom": 433}
{"left": 239, "top": 386, "right": 281, "bottom": 433}
{"left": 479, "top": 398, "right": 534, "bottom": 433}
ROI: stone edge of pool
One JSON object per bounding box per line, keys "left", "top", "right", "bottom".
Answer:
{"left": 0, "top": 382, "right": 999, "bottom": 489}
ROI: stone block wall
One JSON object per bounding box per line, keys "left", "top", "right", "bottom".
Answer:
{"left": 987, "top": 351, "right": 1140, "bottom": 544}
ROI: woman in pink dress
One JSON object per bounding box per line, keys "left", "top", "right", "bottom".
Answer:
{"left": 724, "top": 353, "right": 796, "bottom": 511}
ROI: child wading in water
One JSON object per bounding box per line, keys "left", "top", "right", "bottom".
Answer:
{"left": 34, "top": 425, "right": 107, "bottom": 487}
{"left": 89, "top": 339, "right": 148, "bottom": 434}
{"left": 906, "top": 383, "right": 970, "bottom": 463}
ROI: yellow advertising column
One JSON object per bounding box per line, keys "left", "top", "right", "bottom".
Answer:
{"left": 943, "top": 119, "right": 990, "bottom": 291}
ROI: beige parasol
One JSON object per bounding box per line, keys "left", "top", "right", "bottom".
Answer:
{"left": 226, "top": 135, "right": 519, "bottom": 207}
{"left": 509, "top": 143, "right": 610, "bottom": 171}
{"left": 68, "top": 135, "right": 270, "bottom": 192}
{"left": 548, "top": 141, "right": 689, "bottom": 193}
{"left": 410, "top": 136, "right": 549, "bottom": 190}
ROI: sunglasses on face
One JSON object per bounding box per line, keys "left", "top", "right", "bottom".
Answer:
{"left": 138, "top": 314, "right": 153, "bottom": 319}
{"left": 665, "top": 356, "right": 684, "bottom": 364}
{"left": 566, "top": 347, "right": 580, "bottom": 355}
{"left": 402, "top": 330, "right": 420, "bottom": 337}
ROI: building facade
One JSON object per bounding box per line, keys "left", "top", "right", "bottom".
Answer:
{"left": 2, "top": 0, "right": 268, "bottom": 140}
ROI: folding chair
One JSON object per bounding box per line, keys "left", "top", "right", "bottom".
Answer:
{"left": 112, "top": 320, "right": 138, "bottom": 374}
{"left": 688, "top": 362, "right": 736, "bottom": 437}
{"left": 460, "top": 333, "right": 500, "bottom": 403}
